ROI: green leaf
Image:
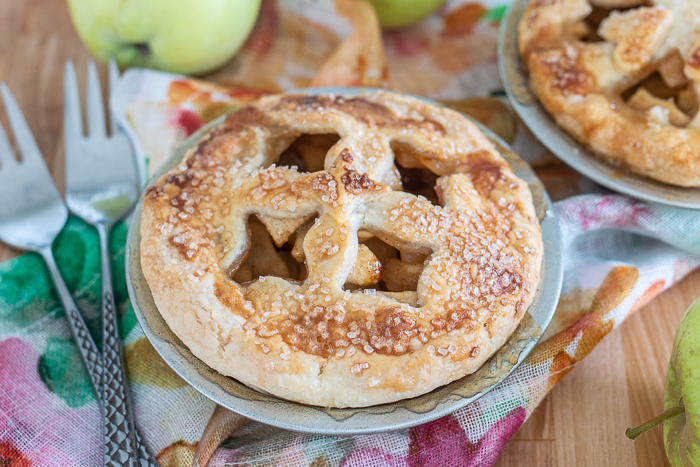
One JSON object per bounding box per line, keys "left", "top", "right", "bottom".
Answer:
{"left": 111, "top": 221, "right": 137, "bottom": 339}
{"left": 0, "top": 254, "right": 59, "bottom": 328}
{"left": 38, "top": 337, "right": 95, "bottom": 407}
{"left": 484, "top": 5, "right": 507, "bottom": 22}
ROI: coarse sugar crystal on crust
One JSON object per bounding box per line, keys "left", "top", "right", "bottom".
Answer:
{"left": 518, "top": 0, "right": 700, "bottom": 187}
{"left": 139, "top": 91, "right": 543, "bottom": 408}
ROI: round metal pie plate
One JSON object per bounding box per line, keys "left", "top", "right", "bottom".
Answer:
{"left": 126, "top": 87, "right": 563, "bottom": 435}
{"left": 498, "top": 0, "right": 700, "bottom": 209}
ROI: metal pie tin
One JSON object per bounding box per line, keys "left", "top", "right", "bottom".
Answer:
{"left": 126, "top": 87, "right": 563, "bottom": 435}
{"left": 498, "top": 0, "right": 700, "bottom": 209}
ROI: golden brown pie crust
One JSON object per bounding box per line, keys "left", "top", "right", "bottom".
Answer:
{"left": 140, "top": 91, "right": 543, "bottom": 407}
{"left": 519, "top": 0, "right": 700, "bottom": 186}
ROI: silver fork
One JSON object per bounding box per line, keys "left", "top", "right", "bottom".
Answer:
{"left": 64, "top": 60, "right": 158, "bottom": 467}
{"left": 0, "top": 83, "right": 105, "bottom": 431}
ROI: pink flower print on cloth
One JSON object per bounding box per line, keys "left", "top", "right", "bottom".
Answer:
{"left": 0, "top": 337, "right": 100, "bottom": 467}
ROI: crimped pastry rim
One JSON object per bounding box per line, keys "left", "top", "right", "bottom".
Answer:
{"left": 498, "top": 0, "right": 700, "bottom": 209}
{"left": 126, "top": 87, "right": 563, "bottom": 435}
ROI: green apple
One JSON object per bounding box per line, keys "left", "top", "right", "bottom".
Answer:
{"left": 362, "top": 0, "right": 448, "bottom": 30}
{"left": 67, "top": 0, "right": 262, "bottom": 75}
{"left": 664, "top": 297, "right": 700, "bottom": 466}
{"left": 626, "top": 296, "right": 700, "bottom": 466}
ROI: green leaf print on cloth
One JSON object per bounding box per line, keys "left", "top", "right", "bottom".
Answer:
{"left": 38, "top": 337, "right": 95, "bottom": 408}
{"left": 53, "top": 217, "right": 102, "bottom": 345}
{"left": 0, "top": 216, "right": 136, "bottom": 348}
{"left": 0, "top": 252, "right": 59, "bottom": 329}
{"left": 110, "top": 221, "right": 138, "bottom": 340}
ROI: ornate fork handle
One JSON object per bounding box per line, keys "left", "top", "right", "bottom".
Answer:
{"left": 134, "top": 425, "right": 159, "bottom": 467}
{"left": 102, "top": 286, "right": 158, "bottom": 466}
{"left": 41, "top": 239, "right": 157, "bottom": 466}
{"left": 39, "top": 246, "right": 103, "bottom": 393}
{"left": 98, "top": 224, "right": 142, "bottom": 467}
{"left": 102, "top": 290, "right": 139, "bottom": 466}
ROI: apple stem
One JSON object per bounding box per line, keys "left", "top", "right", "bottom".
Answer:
{"left": 135, "top": 43, "right": 150, "bottom": 58}
{"left": 625, "top": 405, "right": 684, "bottom": 440}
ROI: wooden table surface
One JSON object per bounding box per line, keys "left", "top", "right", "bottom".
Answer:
{"left": 2, "top": 1, "right": 699, "bottom": 465}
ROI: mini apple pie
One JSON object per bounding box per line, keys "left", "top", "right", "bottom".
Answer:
{"left": 140, "top": 91, "right": 543, "bottom": 407}
{"left": 519, "top": 0, "right": 700, "bottom": 186}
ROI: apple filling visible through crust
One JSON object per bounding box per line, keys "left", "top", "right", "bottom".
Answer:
{"left": 140, "top": 91, "right": 543, "bottom": 407}
{"left": 232, "top": 136, "right": 441, "bottom": 308}
{"left": 518, "top": 0, "right": 700, "bottom": 186}
{"left": 581, "top": 3, "right": 699, "bottom": 127}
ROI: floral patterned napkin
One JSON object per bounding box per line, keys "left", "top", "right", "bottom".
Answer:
{"left": 2, "top": 0, "right": 700, "bottom": 466}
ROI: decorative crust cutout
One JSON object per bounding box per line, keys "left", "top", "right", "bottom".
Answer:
{"left": 140, "top": 91, "right": 542, "bottom": 407}
{"left": 519, "top": 0, "right": 700, "bottom": 186}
